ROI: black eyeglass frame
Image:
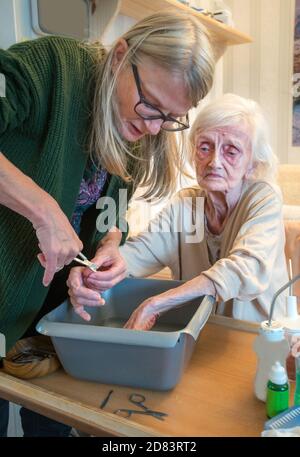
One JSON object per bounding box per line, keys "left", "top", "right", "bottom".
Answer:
{"left": 131, "top": 64, "right": 190, "bottom": 132}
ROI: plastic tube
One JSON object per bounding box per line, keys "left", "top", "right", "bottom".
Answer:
{"left": 268, "top": 274, "right": 300, "bottom": 326}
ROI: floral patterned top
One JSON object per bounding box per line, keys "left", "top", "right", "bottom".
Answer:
{"left": 71, "top": 160, "right": 108, "bottom": 234}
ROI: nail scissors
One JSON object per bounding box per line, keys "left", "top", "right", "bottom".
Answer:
{"left": 73, "top": 252, "right": 98, "bottom": 272}
{"left": 114, "top": 393, "right": 168, "bottom": 421}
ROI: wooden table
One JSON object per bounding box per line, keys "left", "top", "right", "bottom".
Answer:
{"left": 0, "top": 316, "right": 291, "bottom": 437}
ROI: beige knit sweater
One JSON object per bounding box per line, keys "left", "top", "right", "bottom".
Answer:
{"left": 121, "top": 180, "right": 289, "bottom": 322}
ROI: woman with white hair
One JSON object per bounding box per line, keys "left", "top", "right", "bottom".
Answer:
{"left": 70, "top": 94, "right": 289, "bottom": 329}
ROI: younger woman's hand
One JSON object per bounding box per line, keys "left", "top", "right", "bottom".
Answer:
{"left": 34, "top": 200, "right": 83, "bottom": 287}
{"left": 83, "top": 242, "right": 127, "bottom": 292}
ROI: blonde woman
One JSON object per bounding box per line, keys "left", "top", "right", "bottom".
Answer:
{"left": 0, "top": 12, "right": 214, "bottom": 436}
{"left": 72, "top": 94, "right": 288, "bottom": 329}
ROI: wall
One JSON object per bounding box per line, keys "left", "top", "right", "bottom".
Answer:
{"left": 0, "top": 0, "right": 38, "bottom": 48}
{"left": 223, "top": 0, "right": 298, "bottom": 163}
{"left": 0, "top": 0, "right": 18, "bottom": 47}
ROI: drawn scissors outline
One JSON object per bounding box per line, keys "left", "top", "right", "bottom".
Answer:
{"left": 114, "top": 393, "right": 168, "bottom": 421}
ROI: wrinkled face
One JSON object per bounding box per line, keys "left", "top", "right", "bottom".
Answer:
{"left": 194, "top": 124, "right": 253, "bottom": 193}
{"left": 113, "top": 54, "right": 192, "bottom": 141}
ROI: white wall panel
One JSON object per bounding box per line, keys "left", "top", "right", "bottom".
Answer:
{"left": 0, "top": 0, "right": 18, "bottom": 48}
{"left": 223, "top": 0, "right": 298, "bottom": 163}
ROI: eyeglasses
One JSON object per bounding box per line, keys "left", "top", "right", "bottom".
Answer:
{"left": 131, "top": 64, "right": 190, "bottom": 132}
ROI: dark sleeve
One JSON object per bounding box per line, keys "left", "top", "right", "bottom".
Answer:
{"left": 0, "top": 37, "right": 81, "bottom": 136}
{"left": 82, "top": 176, "right": 134, "bottom": 258}
{"left": 95, "top": 176, "right": 134, "bottom": 247}
{"left": 0, "top": 46, "right": 34, "bottom": 133}
{"left": 118, "top": 180, "right": 134, "bottom": 245}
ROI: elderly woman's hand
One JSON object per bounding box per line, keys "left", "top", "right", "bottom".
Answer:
{"left": 124, "top": 297, "right": 161, "bottom": 331}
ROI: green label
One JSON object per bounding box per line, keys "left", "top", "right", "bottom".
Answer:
{"left": 266, "top": 386, "right": 289, "bottom": 418}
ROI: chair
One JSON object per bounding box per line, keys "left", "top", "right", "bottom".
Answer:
{"left": 278, "top": 164, "right": 300, "bottom": 301}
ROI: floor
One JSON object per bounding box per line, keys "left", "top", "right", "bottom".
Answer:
{"left": 7, "top": 403, "right": 87, "bottom": 437}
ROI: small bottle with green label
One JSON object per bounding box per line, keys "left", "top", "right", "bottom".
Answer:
{"left": 266, "top": 361, "right": 289, "bottom": 418}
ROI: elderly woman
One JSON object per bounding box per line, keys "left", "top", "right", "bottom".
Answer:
{"left": 70, "top": 94, "right": 289, "bottom": 328}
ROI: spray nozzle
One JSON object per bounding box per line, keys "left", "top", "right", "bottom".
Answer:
{"left": 269, "top": 361, "right": 288, "bottom": 385}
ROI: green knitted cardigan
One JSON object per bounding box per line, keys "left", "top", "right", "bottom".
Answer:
{"left": 0, "top": 36, "right": 133, "bottom": 351}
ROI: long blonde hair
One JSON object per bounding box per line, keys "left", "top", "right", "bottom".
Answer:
{"left": 88, "top": 11, "right": 215, "bottom": 199}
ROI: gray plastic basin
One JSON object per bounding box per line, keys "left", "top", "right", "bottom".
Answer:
{"left": 37, "top": 278, "right": 214, "bottom": 390}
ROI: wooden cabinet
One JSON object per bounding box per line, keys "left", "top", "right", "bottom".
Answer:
{"left": 97, "top": 0, "right": 252, "bottom": 59}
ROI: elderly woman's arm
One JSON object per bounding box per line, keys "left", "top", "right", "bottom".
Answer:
{"left": 120, "top": 231, "right": 174, "bottom": 278}
{"left": 124, "top": 274, "right": 216, "bottom": 330}
{"left": 125, "top": 183, "right": 284, "bottom": 330}
{"left": 120, "top": 196, "right": 183, "bottom": 278}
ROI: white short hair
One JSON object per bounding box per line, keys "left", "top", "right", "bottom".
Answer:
{"left": 189, "top": 93, "right": 278, "bottom": 182}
